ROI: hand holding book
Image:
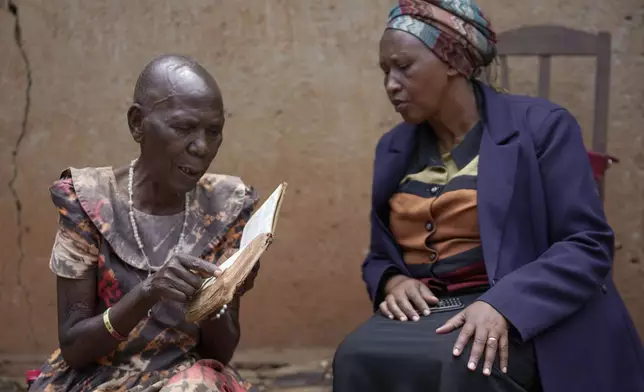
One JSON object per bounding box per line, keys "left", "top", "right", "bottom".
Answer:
{"left": 185, "top": 183, "right": 288, "bottom": 322}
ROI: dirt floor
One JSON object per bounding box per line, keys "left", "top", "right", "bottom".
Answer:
{"left": 233, "top": 349, "right": 334, "bottom": 391}
{"left": 0, "top": 349, "right": 335, "bottom": 392}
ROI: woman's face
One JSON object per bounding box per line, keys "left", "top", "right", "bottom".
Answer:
{"left": 379, "top": 29, "right": 454, "bottom": 124}
{"left": 128, "top": 85, "right": 225, "bottom": 194}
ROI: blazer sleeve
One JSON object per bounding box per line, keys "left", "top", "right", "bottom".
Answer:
{"left": 479, "top": 108, "right": 614, "bottom": 341}
{"left": 361, "top": 133, "right": 404, "bottom": 309}
{"left": 362, "top": 212, "right": 402, "bottom": 309}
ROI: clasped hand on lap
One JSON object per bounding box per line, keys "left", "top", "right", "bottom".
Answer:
{"left": 380, "top": 275, "right": 509, "bottom": 376}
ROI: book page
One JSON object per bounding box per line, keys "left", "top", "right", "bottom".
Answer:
{"left": 219, "top": 247, "right": 243, "bottom": 271}
{"left": 199, "top": 183, "right": 286, "bottom": 292}
{"left": 240, "top": 183, "right": 285, "bottom": 249}
{"left": 200, "top": 234, "right": 269, "bottom": 291}
{"left": 201, "top": 247, "right": 243, "bottom": 290}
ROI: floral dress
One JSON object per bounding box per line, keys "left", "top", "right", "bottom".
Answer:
{"left": 30, "top": 167, "right": 259, "bottom": 392}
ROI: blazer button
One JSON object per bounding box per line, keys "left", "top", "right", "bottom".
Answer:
{"left": 429, "top": 252, "right": 438, "bottom": 262}
{"left": 601, "top": 284, "right": 607, "bottom": 293}
{"left": 425, "top": 221, "right": 434, "bottom": 232}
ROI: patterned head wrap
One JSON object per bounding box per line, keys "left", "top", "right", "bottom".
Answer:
{"left": 387, "top": 0, "right": 497, "bottom": 78}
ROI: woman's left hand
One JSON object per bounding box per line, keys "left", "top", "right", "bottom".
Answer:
{"left": 210, "top": 262, "right": 260, "bottom": 318}
{"left": 235, "top": 262, "right": 260, "bottom": 297}
{"left": 436, "top": 301, "right": 509, "bottom": 376}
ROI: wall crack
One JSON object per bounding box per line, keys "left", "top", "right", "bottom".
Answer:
{"left": 5, "top": 0, "right": 39, "bottom": 348}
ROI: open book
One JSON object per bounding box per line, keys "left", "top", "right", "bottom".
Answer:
{"left": 185, "top": 182, "right": 288, "bottom": 322}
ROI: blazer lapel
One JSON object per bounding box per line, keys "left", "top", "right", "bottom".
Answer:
{"left": 373, "top": 123, "right": 417, "bottom": 222}
{"left": 477, "top": 83, "right": 520, "bottom": 281}
{"left": 373, "top": 87, "right": 520, "bottom": 281}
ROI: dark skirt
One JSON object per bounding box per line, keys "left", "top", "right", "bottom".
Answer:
{"left": 332, "top": 293, "right": 542, "bottom": 392}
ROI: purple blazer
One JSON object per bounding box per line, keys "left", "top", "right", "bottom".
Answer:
{"left": 363, "top": 83, "right": 644, "bottom": 392}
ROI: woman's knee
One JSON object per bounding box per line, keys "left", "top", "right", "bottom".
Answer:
{"left": 333, "top": 331, "right": 367, "bottom": 370}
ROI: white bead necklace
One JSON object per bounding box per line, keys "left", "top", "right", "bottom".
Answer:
{"left": 128, "top": 159, "right": 226, "bottom": 321}
{"left": 128, "top": 159, "right": 190, "bottom": 278}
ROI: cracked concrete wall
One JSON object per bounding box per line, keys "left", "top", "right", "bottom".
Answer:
{"left": 0, "top": 0, "right": 642, "bottom": 357}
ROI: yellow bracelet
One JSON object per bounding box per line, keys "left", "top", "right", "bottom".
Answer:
{"left": 103, "top": 308, "right": 127, "bottom": 341}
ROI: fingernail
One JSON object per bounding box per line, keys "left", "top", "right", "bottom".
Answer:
{"left": 452, "top": 348, "right": 460, "bottom": 356}
{"left": 388, "top": 314, "right": 394, "bottom": 320}
{"left": 468, "top": 361, "right": 476, "bottom": 370}
{"left": 423, "top": 309, "right": 430, "bottom": 316}
{"left": 412, "top": 315, "right": 419, "bottom": 322}
{"left": 502, "top": 367, "right": 507, "bottom": 374}
{"left": 483, "top": 368, "right": 491, "bottom": 376}
{"left": 400, "top": 316, "right": 407, "bottom": 322}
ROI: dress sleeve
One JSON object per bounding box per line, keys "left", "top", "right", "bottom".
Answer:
{"left": 211, "top": 185, "right": 260, "bottom": 265}
{"left": 49, "top": 176, "right": 101, "bottom": 279}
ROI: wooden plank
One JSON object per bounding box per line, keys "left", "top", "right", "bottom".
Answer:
{"left": 497, "top": 25, "right": 598, "bottom": 56}
{"left": 500, "top": 55, "right": 510, "bottom": 91}
{"left": 538, "top": 55, "right": 551, "bottom": 98}
{"left": 592, "top": 32, "right": 611, "bottom": 154}
{"left": 593, "top": 31, "right": 612, "bottom": 200}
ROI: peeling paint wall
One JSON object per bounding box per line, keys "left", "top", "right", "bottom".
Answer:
{"left": 0, "top": 0, "right": 643, "bottom": 357}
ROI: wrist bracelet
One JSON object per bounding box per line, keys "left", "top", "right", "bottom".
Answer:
{"left": 210, "top": 304, "right": 228, "bottom": 320}
{"left": 103, "top": 308, "right": 127, "bottom": 341}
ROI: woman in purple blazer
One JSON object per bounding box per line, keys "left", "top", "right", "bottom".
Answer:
{"left": 332, "top": 1, "right": 644, "bottom": 391}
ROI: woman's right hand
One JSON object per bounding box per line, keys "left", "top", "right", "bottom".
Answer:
{"left": 379, "top": 275, "right": 439, "bottom": 322}
{"left": 143, "top": 253, "right": 221, "bottom": 303}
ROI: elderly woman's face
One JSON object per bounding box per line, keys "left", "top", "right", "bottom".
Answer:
{"left": 379, "top": 29, "right": 452, "bottom": 124}
{"left": 131, "top": 84, "right": 225, "bottom": 194}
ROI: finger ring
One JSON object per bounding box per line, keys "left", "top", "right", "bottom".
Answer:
{"left": 488, "top": 337, "right": 497, "bottom": 342}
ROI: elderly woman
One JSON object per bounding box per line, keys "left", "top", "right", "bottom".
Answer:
{"left": 333, "top": 1, "right": 644, "bottom": 391}
{"left": 30, "top": 55, "right": 259, "bottom": 392}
